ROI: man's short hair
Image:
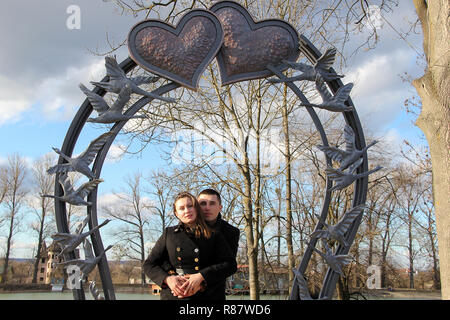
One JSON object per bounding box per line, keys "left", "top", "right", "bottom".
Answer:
{"left": 198, "top": 188, "right": 222, "bottom": 204}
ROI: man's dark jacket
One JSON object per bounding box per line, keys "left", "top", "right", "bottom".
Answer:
{"left": 207, "top": 213, "right": 240, "bottom": 296}
{"left": 143, "top": 223, "right": 237, "bottom": 300}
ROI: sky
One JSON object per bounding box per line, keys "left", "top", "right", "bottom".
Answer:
{"left": 0, "top": 1, "right": 427, "bottom": 260}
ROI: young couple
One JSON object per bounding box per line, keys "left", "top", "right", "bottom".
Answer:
{"left": 143, "top": 189, "right": 240, "bottom": 300}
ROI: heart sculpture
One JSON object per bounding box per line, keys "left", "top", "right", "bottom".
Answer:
{"left": 128, "top": 9, "right": 224, "bottom": 91}
{"left": 210, "top": 1, "right": 300, "bottom": 86}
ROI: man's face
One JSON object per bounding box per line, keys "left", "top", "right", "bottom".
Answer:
{"left": 198, "top": 194, "right": 222, "bottom": 223}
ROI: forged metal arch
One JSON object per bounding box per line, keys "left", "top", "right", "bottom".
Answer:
{"left": 52, "top": 3, "right": 372, "bottom": 301}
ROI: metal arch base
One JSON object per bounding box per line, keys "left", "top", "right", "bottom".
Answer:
{"left": 54, "top": 39, "right": 368, "bottom": 301}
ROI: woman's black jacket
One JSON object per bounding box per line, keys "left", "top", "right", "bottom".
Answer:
{"left": 143, "top": 224, "right": 237, "bottom": 300}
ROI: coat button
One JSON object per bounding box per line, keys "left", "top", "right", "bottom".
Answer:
{"left": 177, "top": 257, "right": 182, "bottom": 261}
{"left": 195, "top": 266, "right": 199, "bottom": 271}
{"left": 194, "top": 258, "right": 199, "bottom": 262}
{"left": 194, "top": 248, "right": 199, "bottom": 253}
{"left": 176, "top": 247, "right": 181, "bottom": 252}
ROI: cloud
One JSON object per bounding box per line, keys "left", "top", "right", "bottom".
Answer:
{"left": 105, "top": 143, "right": 127, "bottom": 163}
{"left": 0, "top": 0, "right": 138, "bottom": 127}
{"left": 345, "top": 48, "right": 415, "bottom": 131}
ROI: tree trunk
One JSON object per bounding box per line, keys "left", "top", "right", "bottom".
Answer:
{"left": 243, "top": 166, "right": 259, "bottom": 299}
{"left": 412, "top": 0, "right": 450, "bottom": 299}
{"left": 32, "top": 198, "right": 46, "bottom": 283}
{"left": 408, "top": 216, "right": 415, "bottom": 289}
{"left": 282, "top": 84, "right": 295, "bottom": 296}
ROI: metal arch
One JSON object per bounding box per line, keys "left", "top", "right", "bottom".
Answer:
{"left": 54, "top": 36, "right": 370, "bottom": 302}
{"left": 287, "top": 35, "right": 369, "bottom": 300}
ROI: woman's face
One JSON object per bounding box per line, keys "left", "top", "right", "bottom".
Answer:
{"left": 174, "top": 196, "right": 197, "bottom": 225}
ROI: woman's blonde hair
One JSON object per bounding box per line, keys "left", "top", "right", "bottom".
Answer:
{"left": 173, "top": 192, "right": 212, "bottom": 239}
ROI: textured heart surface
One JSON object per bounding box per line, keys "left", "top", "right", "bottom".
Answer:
{"left": 210, "top": 1, "right": 300, "bottom": 85}
{"left": 128, "top": 9, "right": 224, "bottom": 90}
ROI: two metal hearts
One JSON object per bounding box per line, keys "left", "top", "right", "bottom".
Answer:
{"left": 128, "top": 1, "right": 299, "bottom": 90}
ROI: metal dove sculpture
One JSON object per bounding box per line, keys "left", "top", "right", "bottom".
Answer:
{"left": 43, "top": 173, "right": 103, "bottom": 206}
{"left": 91, "top": 56, "right": 175, "bottom": 103}
{"left": 317, "top": 124, "right": 378, "bottom": 170}
{"left": 309, "top": 240, "right": 353, "bottom": 276}
{"left": 292, "top": 269, "right": 313, "bottom": 300}
{"left": 51, "top": 218, "right": 110, "bottom": 257}
{"left": 268, "top": 48, "right": 344, "bottom": 83}
{"left": 58, "top": 239, "right": 113, "bottom": 278}
{"left": 292, "top": 269, "right": 330, "bottom": 300}
{"left": 89, "top": 281, "right": 105, "bottom": 300}
{"left": 311, "top": 205, "right": 365, "bottom": 247}
{"left": 326, "top": 157, "right": 382, "bottom": 191}
{"left": 80, "top": 83, "right": 146, "bottom": 124}
{"left": 47, "top": 132, "right": 113, "bottom": 179}
{"left": 301, "top": 74, "right": 354, "bottom": 112}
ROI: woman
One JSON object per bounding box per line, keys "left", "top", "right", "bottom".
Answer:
{"left": 143, "top": 191, "right": 237, "bottom": 300}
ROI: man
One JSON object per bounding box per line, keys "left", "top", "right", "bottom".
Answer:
{"left": 197, "top": 189, "right": 240, "bottom": 297}
{"left": 197, "top": 189, "right": 240, "bottom": 257}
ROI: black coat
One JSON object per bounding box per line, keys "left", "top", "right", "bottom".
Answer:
{"left": 209, "top": 213, "right": 240, "bottom": 257}
{"left": 143, "top": 223, "right": 237, "bottom": 300}
{"left": 206, "top": 214, "right": 240, "bottom": 295}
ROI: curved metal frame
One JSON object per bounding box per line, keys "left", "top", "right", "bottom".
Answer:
{"left": 53, "top": 14, "right": 369, "bottom": 303}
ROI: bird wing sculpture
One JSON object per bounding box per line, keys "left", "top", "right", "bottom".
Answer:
{"left": 314, "top": 48, "right": 340, "bottom": 74}
{"left": 75, "top": 132, "right": 114, "bottom": 172}
{"left": 47, "top": 132, "right": 113, "bottom": 179}
{"left": 269, "top": 48, "right": 343, "bottom": 83}
{"left": 292, "top": 269, "right": 313, "bottom": 300}
{"left": 75, "top": 214, "right": 91, "bottom": 235}
{"left": 326, "top": 158, "right": 364, "bottom": 191}
{"left": 318, "top": 124, "right": 355, "bottom": 161}
{"left": 311, "top": 206, "right": 364, "bottom": 247}
{"left": 300, "top": 74, "right": 354, "bottom": 112}
{"left": 58, "top": 172, "right": 74, "bottom": 194}
{"left": 79, "top": 84, "right": 110, "bottom": 115}
{"left": 103, "top": 56, "right": 159, "bottom": 88}
{"left": 317, "top": 125, "right": 378, "bottom": 171}
{"left": 75, "top": 179, "right": 104, "bottom": 202}
{"left": 91, "top": 56, "right": 175, "bottom": 103}
{"left": 332, "top": 206, "right": 364, "bottom": 240}
{"left": 44, "top": 176, "right": 103, "bottom": 206}
{"left": 318, "top": 241, "right": 353, "bottom": 276}
{"left": 89, "top": 281, "right": 104, "bottom": 300}
{"left": 83, "top": 238, "right": 96, "bottom": 261}
{"left": 51, "top": 219, "right": 110, "bottom": 257}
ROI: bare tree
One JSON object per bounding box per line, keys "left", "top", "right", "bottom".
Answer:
{"left": 145, "top": 170, "right": 178, "bottom": 235}
{"left": 29, "top": 153, "right": 56, "bottom": 283}
{"left": 102, "top": 171, "right": 152, "bottom": 284}
{"left": 0, "top": 154, "right": 28, "bottom": 283}
{"left": 412, "top": 0, "right": 450, "bottom": 299}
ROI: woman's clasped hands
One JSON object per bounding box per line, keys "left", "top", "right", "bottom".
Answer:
{"left": 165, "top": 273, "right": 205, "bottom": 298}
